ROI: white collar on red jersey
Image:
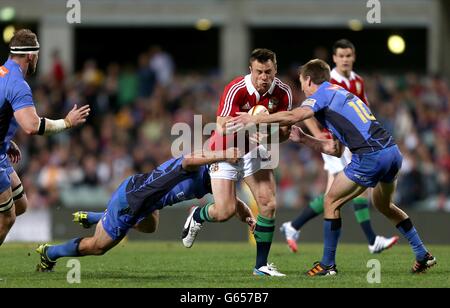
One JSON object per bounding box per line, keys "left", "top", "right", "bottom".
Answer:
{"left": 244, "top": 74, "right": 276, "bottom": 102}
{"left": 331, "top": 68, "right": 357, "bottom": 87}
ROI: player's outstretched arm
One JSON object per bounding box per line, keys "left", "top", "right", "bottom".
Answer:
{"left": 14, "top": 104, "right": 90, "bottom": 136}
{"left": 226, "top": 107, "right": 314, "bottom": 132}
{"left": 290, "top": 125, "right": 342, "bottom": 156}
{"left": 304, "top": 117, "right": 323, "bottom": 138}
{"left": 182, "top": 148, "right": 242, "bottom": 171}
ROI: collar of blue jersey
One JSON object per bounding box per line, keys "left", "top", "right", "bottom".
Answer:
{"left": 10, "top": 44, "right": 40, "bottom": 55}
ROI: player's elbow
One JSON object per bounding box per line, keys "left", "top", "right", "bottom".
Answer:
{"left": 181, "top": 156, "right": 196, "bottom": 170}
{"left": 22, "top": 122, "right": 39, "bottom": 135}
{"left": 21, "top": 118, "right": 40, "bottom": 135}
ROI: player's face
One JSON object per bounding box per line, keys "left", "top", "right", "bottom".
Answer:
{"left": 333, "top": 48, "right": 355, "bottom": 74}
{"left": 299, "top": 74, "right": 313, "bottom": 96}
{"left": 249, "top": 60, "right": 277, "bottom": 94}
{"left": 27, "top": 54, "right": 38, "bottom": 75}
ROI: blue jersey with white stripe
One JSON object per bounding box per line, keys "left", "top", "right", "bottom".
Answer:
{"left": 0, "top": 59, "right": 34, "bottom": 154}
{"left": 301, "top": 81, "right": 395, "bottom": 154}
{"left": 125, "top": 156, "right": 211, "bottom": 216}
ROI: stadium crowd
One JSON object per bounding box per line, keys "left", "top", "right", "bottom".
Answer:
{"left": 11, "top": 50, "right": 450, "bottom": 212}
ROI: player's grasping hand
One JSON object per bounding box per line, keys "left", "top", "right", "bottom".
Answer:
{"left": 6, "top": 140, "right": 21, "bottom": 164}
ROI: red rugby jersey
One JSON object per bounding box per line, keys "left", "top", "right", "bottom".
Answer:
{"left": 211, "top": 74, "right": 292, "bottom": 150}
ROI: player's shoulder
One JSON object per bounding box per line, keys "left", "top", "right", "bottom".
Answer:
{"left": 274, "top": 77, "right": 292, "bottom": 94}
{"left": 222, "top": 76, "right": 247, "bottom": 96}
{"left": 225, "top": 76, "right": 246, "bottom": 88}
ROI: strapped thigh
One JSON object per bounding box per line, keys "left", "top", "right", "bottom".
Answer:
{"left": 0, "top": 197, "right": 13, "bottom": 213}
{"left": 12, "top": 183, "right": 24, "bottom": 201}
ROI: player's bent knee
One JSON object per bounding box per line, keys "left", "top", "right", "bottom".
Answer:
{"left": 216, "top": 205, "right": 236, "bottom": 222}
{"left": 257, "top": 196, "right": 277, "bottom": 211}
{"left": 209, "top": 201, "right": 236, "bottom": 222}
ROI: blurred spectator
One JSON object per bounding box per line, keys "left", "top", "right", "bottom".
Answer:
{"left": 118, "top": 64, "right": 138, "bottom": 107}
{"left": 149, "top": 45, "right": 174, "bottom": 88}
{"left": 137, "top": 52, "right": 156, "bottom": 98}
{"left": 51, "top": 49, "right": 65, "bottom": 85}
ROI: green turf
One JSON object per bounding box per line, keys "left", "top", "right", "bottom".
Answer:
{"left": 0, "top": 241, "right": 448, "bottom": 288}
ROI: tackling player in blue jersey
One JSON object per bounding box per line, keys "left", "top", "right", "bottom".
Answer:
{"left": 0, "top": 29, "right": 89, "bottom": 246}
{"left": 36, "top": 148, "right": 255, "bottom": 272}
{"left": 228, "top": 59, "right": 436, "bottom": 275}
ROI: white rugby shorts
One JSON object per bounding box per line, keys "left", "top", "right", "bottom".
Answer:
{"left": 321, "top": 147, "right": 352, "bottom": 175}
{"left": 209, "top": 145, "right": 274, "bottom": 181}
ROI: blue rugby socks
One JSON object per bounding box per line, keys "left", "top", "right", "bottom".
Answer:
{"left": 396, "top": 218, "right": 428, "bottom": 261}
{"left": 46, "top": 238, "right": 83, "bottom": 261}
{"left": 321, "top": 218, "right": 342, "bottom": 267}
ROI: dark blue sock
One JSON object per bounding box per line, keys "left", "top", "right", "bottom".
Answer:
{"left": 359, "top": 221, "right": 377, "bottom": 245}
{"left": 291, "top": 207, "right": 319, "bottom": 230}
{"left": 87, "top": 212, "right": 103, "bottom": 224}
{"left": 193, "top": 207, "right": 203, "bottom": 223}
{"left": 256, "top": 243, "right": 272, "bottom": 269}
{"left": 291, "top": 195, "right": 324, "bottom": 230}
{"left": 254, "top": 215, "right": 275, "bottom": 269}
{"left": 321, "top": 218, "right": 341, "bottom": 267}
{"left": 47, "top": 238, "right": 83, "bottom": 261}
{"left": 396, "top": 218, "right": 428, "bottom": 260}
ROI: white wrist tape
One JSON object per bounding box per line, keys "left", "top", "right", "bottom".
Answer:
{"left": 38, "top": 118, "right": 71, "bottom": 135}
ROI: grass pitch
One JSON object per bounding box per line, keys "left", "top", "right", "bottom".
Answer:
{"left": 0, "top": 241, "right": 448, "bottom": 288}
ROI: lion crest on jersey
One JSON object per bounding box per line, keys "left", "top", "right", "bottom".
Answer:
{"left": 355, "top": 81, "right": 362, "bottom": 96}
{"left": 268, "top": 98, "right": 279, "bottom": 112}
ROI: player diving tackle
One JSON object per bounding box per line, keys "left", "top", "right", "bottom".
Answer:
{"left": 35, "top": 148, "right": 255, "bottom": 272}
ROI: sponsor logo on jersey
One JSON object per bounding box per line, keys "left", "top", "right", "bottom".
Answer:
{"left": 302, "top": 98, "right": 316, "bottom": 107}
{"left": 242, "top": 102, "right": 251, "bottom": 110}
{"left": 268, "top": 98, "right": 279, "bottom": 112}
{"left": 0, "top": 66, "right": 9, "bottom": 77}
{"left": 327, "top": 84, "right": 343, "bottom": 91}
{"left": 355, "top": 81, "right": 362, "bottom": 95}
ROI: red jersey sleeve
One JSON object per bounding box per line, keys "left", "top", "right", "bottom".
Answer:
{"left": 216, "top": 77, "right": 245, "bottom": 117}
{"left": 277, "top": 82, "right": 293, "bottom": 112}
{"left": 355, "top": 74, "right": 369, "bottom": 105}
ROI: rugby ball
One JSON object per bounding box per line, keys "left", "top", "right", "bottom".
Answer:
{"left": 248, "top": 105, "right": 269, "bottom": 115}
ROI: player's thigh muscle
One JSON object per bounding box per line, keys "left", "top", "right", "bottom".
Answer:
{"left": 326, "top": 172, "right": 366, "bottom": 208}
{"left": 244, "top": 169, "right": 276, "bottom": 209}
{"left": 211, "top": 178, "right": 237, "bottom": 209}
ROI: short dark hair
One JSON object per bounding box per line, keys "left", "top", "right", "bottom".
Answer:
{"left": 249, "top": 48, "right": 277, "bottom": 66}
{"left": 299, "top": 59, "right": 331, "bottom": 85}
{"left": 9, "top": 29, "right": 38, "bottom": 57}
{"left": 332, "top": 39, "right": 355, "bottom": 54}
